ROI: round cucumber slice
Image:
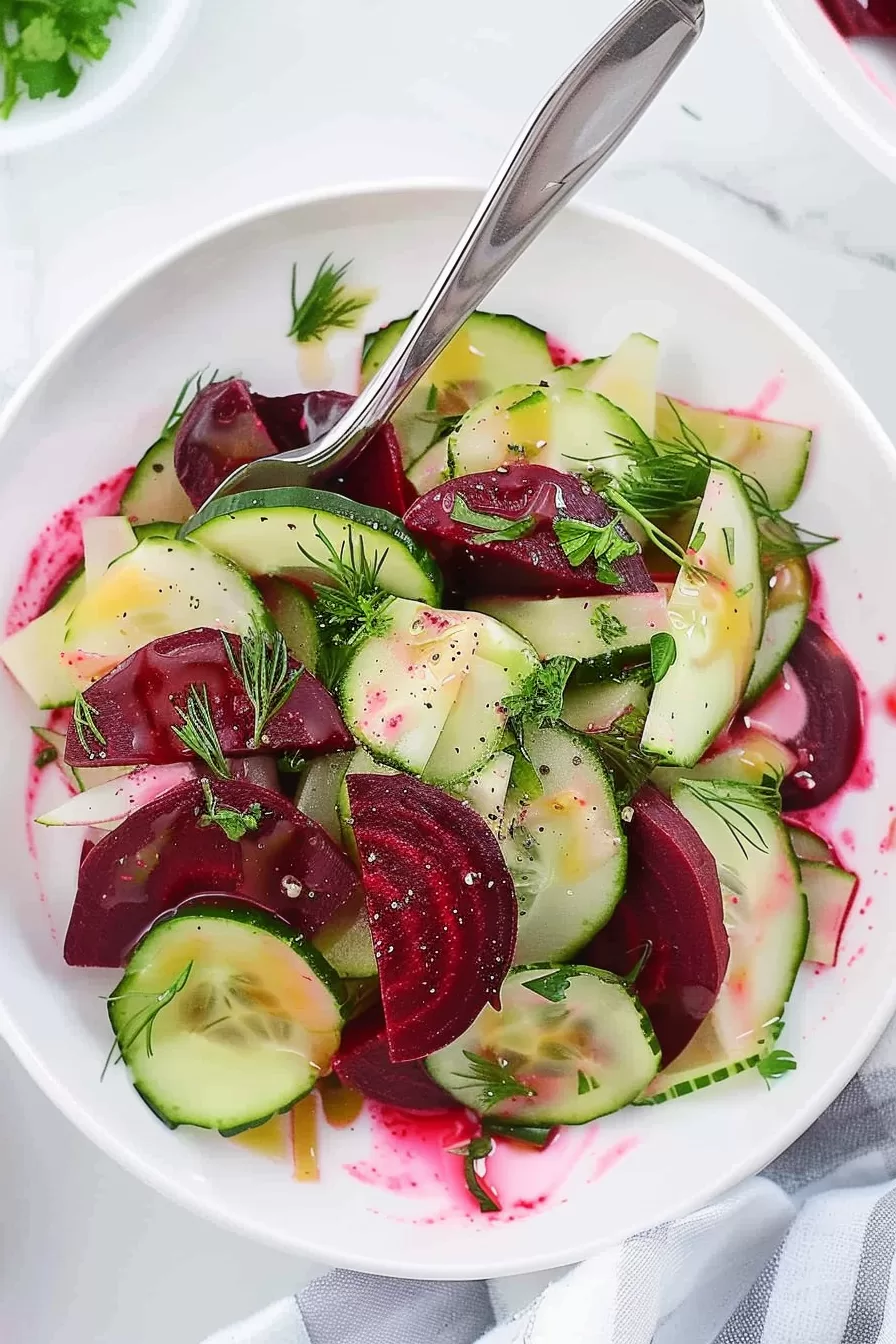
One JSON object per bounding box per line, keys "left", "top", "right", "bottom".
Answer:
{"left": 181, "top": 487, "right": 442, "bottom": 605}
{"left": 120, "top": 432, "right": 193, "bottom": 527}
{"left": 425, "top": 963, "right": 659, "bottom": 1125}
{"left": 62, "top": 536, "right": 270, "bottom": 685}
{"left": 256, "top": 576, "right": 320, "bottom": 672}
{"left": 108, "top": 900, "right": 345, "bottom": 1134}
{"left": 503, "top": 723, "right": 626, "bottom": 963}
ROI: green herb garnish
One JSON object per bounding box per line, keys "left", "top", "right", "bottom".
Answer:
{"left": 198, "top": 778, "right": 263, "bottom": 842}
{"left": 172, "top": 684, "right": 229, "bottom": 780}
{"left": 553, "top": 515, "right": 639, "bottom": 581}
{"left": 449, "top": 496, "right": 536, "bottom": 544}
{"left": 522, "top": 969, "right": 572, "bottom": 1003}
{"left": 722, "top": 526, "right": 736, "bottom": 565}
{"left": 72, "top": 691, "right": 106, "bottom": 757}
{"left": 449, "top": 1135, "right": 501, "bottom": 1213}
{"left": 287, "top": 256, "right": 371, "bottom": 344}
{"left": 591, "top": 706, "right": 655, "bottom": 806}
{"left": 157, "top": 368, "right": 219, "bottom": 441}
{"left": 301, "top": 520, "right": 394, "bottom": 654}
{"left": 678, "top": 777, "right": 782, "bottom": 859}
{"left": 650, "top": 631, "right": 677, "bottom": 684}
{"left": 34, "top": 744, "right": 57, "bottom": 769}
{"left": 502, "top": 656, "right": 576, "bottom": 731}
{"left": 452, "top": 1050, "right": 535, "bottom": 1112}
{"left": 757, "top": 1049, "right": 797, "bottom": 1087}
{"left": 0, "top": 1, "right": 134, "bottom": 121}
{"left": 223, "top": 621, "right": 301, "bottom": 749}
{"left": 482, "top": 1119, "right": 554, "bottom": 1149}
{"left": 591, "top": 603, "right": 628, "bottom": 645}
{"left": 102, "top": 960, "right": 193, "bottom": 1079}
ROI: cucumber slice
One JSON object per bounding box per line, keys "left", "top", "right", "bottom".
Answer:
{"left": 655, "top": 396, "right": 811, "bottom": 511}
{"left": 294, "top": 752, "right": 353, "bottom": 842}
{"left": 32, "top": 726, "right": 134, "bottom": 793}
{"left": 339, "top": 600, "right": 478, "bottom": 773}
{"left": 361, "top": 311, "right": 554, "bottom": 466}
{"left": 133, "top": 521, "right": 180, "bottom": 541}
{"left": 635, "top": 1016, "right": 774, "bottom": 1105}
{"left": 802, "top": 860, "right": 857, "bottom": 966}
{"left": 457, "top": 751, "right": 514, "bottom": 837}
{"left": 787, "top": 824, "right": 834, "bottom": 864}
{"left": 108, "top": 900, "right": 345, "bottom": 1133}
{"left": 255, "top": 576, "right": 319, "bottom": 671}
{"left": 473, "top": 592, "right": 668, "bottom": 672}
{"left": 642, "top": 467, "right": 764, "bottom": 767}
{"left": 425, "top": 963, "right": 659, "bottom": 1124}
{"left": 62, "top": 536, "right": 269, "bottom": 685}
{"left": 120, "top": 432, "right": 193, "bottom": 526}
{"left": 562, "top": 675, "right": 650, "bottom": 734}
{"left": 422, "top": 612, "right": 539, "bottom": 786}
{"left": 502, "top": 723, "right": 626, "bottom": 963}
{"left": 744, "top": 553, "right": 810, "bottom": 705}
{"left": 82, "top": 517, "right": 137, "bottom": 589}
{"left": 448, "top": 384, "right": 650, "bottom": 482}
{"left": 0, "top": 572, "right": 86, "bottom": 709}
{"left": 672, "top": 779, "right": 807, "bottom": 1057}
{"left": 547, "top": 358, "right": 604, "bottom": 390}
{"left": 336, "top": 746, "right": 397, "bottom": 853}
{"left": 181, "top": 487, "right": 441, "bottom": 605}
{"left": 652, "top": 729, "right": 796, "bottom": 797}
{"left": 580, "top": 333, "right": 659, "bottom": 436}
{"left": 407, "top": 436, "right": 451, "bottom": 495}
{"left": 313, "top": 895, "right": 377, "bottom": 979}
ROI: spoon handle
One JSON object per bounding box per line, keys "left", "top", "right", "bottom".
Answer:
{"left": 214, "top": 0, "right": 703, "bottom": 493}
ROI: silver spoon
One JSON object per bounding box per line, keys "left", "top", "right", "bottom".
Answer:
{"left": 204, "top": 0, "right": 704, "bottom": 505}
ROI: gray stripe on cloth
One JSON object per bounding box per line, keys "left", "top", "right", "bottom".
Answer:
{"left": 713, "top": 1243, "right": 783, "bottom": 1344}
{"left": 842, "top": 1185, "right": 896, "bottom": 1344}
{"left": 765, "top": 1074, "right": 896, "bottom": 1194}
{"left": 297, "top": 1270, "right": 496, "bottom": 1344}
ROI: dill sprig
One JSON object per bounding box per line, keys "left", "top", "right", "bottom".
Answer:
{"left": 590, "top": 706, "right": 656, "bottom": 807}
{"left": 172, "top": 684, "right": 229, "bottom": 780}
{"left": 452, "top": 1050, "right": 535, "bottom": 1112}
{"left": 72, "top": 691, "right": 106, "bottom": 756}
{"left": 287, "top": 255, "right": 371, "bottom": 344}
{"left": 502, "top": 656, "right": 576, "bottom": 731}
{"left": 102, "top": 961, "right": 193, "bottom": 1079}
{"left": 678, "top": 776, "right": 782, "bottom": 859}
{"left": 223, "top": 621, "right": 301, "bottom": 749}
{"left": 198, "top": 778, "right": 263, "bottom": 842}
{"left": 602, "top": 485, "right": 700, "bottom": 574}
{"left": 159, "top": 368, "right": 219, "bottom": 440}
{"left": 301, "top": 521, "right": 395, "bottom": 666}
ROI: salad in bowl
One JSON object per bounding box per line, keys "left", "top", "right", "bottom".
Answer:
{"left": 0, "top": 262, "right": 865, "bottom": 1217}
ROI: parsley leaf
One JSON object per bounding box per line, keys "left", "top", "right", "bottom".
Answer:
{"left": 502, "top": 656, "right": 576, "bottom": 730}
{"left": 198, "top": 779, "right": 264, "bottom": 842}
{"left": 756, "top": 1049, "right": 797, "bottom": 1087}
{"left": 553, "top": 515, "right": 639, "bottom": 582}
{"left": 449, "top": 496, "right": 537, "bottom": 543}
{"left": 650, "top": 632, "right": 677, "bottom": 683}
{"left": 0, "top": 0, "right": 133, "bottom": 120}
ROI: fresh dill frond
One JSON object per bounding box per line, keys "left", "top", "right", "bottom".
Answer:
{"left": 72, "top": 691, "right": 106, "bottom": 756}
{"left": 287, "top": 256, "right": 371, "bottom": 344}
{"left": 678, "top": 776, "right": 783, "bottom": 859}
{"left": 452, "top": 1050, "right": 535, "bottom": 1112}
{"left": 223, "top": 622, "right": 301, "bottom": 749}
{"left": 302, "top": 520, "right": 395, "bottom": 656}
{"left": 198, "top": 778, "right": 264, "bottom": 842}
{"left": 102, "top": 961, "right": 193, "bottom": 1079}
{"left": 591, "top": 603, "right": 628, "bottom": 645}
{"left": 590, "top": 706, "right": 655, "bottom": 807}
{"left": 502, "top": 656, "right": 576, "bottom": 731}
{"left": 172, "top": 684, "right": 229, "bottom": 780}
{"left": 159, "top": 368, "right": 219, "bottom": 440}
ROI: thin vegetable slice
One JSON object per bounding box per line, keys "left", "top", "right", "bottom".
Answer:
{"left": 333, "top": 1008, "right": 459, "bottom": 1111}
{"left": 802, "top": 860, "right": 858, "bottom": 966}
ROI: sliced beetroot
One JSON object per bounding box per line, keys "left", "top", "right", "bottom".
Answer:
{"left": 174, "top": 379, "right": 278, "bottom": 508}
{"left": 65, "top": 778, "right": 359, "bottom": 967}
{"left": 776, "top": 621, "right": 863, "bottom": 811}
{"left": 403, "top": 464, "right": 654, "bottom": 598}
{"left": 586, "top": 784, "right": 729, "bottom": 1064}
{"left": 333, "top": 1008, "right": 460, "bottom": 1111}
{"left": 346, "top": 773, "right": 517, "bottom": 1063}
{"left": 819, "top": 0, "right": 896, "bottom": 36}
{"left": 64, "top": 627, "right": 351, "bottom": 769}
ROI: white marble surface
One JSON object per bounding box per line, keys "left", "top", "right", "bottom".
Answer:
{"left": 1, "top": 1, "right": 896, "bottom": 1340}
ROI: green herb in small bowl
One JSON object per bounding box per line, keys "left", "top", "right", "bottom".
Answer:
{"left": 0, "top": 0, "right": 134, "bottom": 121}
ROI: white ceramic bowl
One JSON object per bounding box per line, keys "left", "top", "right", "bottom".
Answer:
{"left": 0, "top": 0, "right": 194, "bottom": 156}
{"left": 1, "top": 183, "right": 895, "bottom": 1278}
{"left": 757, "top": 0, "right": 896, "bottom": 181}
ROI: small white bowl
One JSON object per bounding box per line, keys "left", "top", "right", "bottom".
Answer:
{"left": 0, "top": 183, "right": 895, "bottom": 1277}
{"left": 757, "top": 0, "right": 896, "bottom": 181}
{"left": 0, "top": 0, "right": 195, "bottom": 156}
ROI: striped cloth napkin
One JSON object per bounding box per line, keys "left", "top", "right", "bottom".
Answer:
{"left": 202, "top": 1013, "right": 896, "bottom": 1344}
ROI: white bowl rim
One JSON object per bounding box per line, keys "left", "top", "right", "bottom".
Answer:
{"left": 1, "top": 177, "right": 895, "bottom": 1276}
{"left": 757, "top": 0, "right": 896, "bottom": 182}
{"left": 0, "top": 0, "right": 194, "bottom": 155}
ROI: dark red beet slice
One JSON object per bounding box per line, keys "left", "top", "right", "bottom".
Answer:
{"left": 174, "top": 380, "right": 278, "bottom": 508}
{"left": 586, "top": 784, "right": 728, "bottom": 1064}
{"left": 778, "top": 621, "right": 863, "bottom": 811}
{"left": 819, "top": 0, "right": 896, "bottom": 36}
{"left": 333, "top": 1008, "right": 460, "bottom": 1110}
{"left": 64, "top": 628, "right": 351, "bottom": 769}
{"left": 403, "top": 464, "right": 654, "bottom": 598}
{"left": 65, "top": 778, "right": 359, "bottom": 967}
{"left": 346, "top": 773, "right": 517, "bottom": 1063}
